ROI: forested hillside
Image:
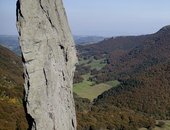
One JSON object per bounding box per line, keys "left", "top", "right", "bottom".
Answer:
{"left": 79, "top": 26, "right": 170, "bottom": 82}
{"left": 0, "top": 45, "right": 27, "bottom": 129}
{"left": 0, "top": 45, "right": 155, "bottom": 130}
{"left": 1, "top": 25, "right": 170, "bottom": 130}
{"left": 76, "top": 25, "right": 170, "bottom": 129}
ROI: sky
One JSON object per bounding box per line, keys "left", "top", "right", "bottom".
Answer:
{"left": 0, "top": 0, "right": 170, "bottom": 36}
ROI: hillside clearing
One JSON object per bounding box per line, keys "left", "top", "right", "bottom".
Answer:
{"left": 79, "top": 58, "right": 106, "bottom": 70}
{"left": 73, "top": 73, "right": 119, "bottom": 101}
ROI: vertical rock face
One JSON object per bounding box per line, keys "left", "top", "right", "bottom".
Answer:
{"left": 16, "top": 0, "right": 77, "bottom": 129}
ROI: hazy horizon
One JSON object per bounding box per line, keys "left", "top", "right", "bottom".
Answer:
{"left": 0, "top": 0, "right": 170, "bottom": 37}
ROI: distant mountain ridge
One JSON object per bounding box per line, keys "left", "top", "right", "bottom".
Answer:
{"left": 78, "top": 25, "right": 170, "bottom": 80}
{"left": 0, "top": 35, "right": 20, "bottom": 55}
{"left": 74, "top": 35, "right": 105, "bottom": 45}
{"left": 106, "top": 24, "right": 170, "bottom": 79}
{"left": 0, "top": 35, "right": 105, "bottom": 56}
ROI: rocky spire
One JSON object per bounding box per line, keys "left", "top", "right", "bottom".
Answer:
{"left": 16, "top": 0, "right": 77, "bottom": 129}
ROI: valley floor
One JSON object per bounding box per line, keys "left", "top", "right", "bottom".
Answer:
{"left": 73, "top": 74, "right": 119, "bottom": 101}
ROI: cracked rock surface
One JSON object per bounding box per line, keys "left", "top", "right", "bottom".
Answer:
{"left": 16, "top": 0, "right": 77, "bottom": 129}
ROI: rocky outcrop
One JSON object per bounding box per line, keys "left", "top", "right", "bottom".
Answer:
{"left": 16, "top": 0, "right": 77, "bottom": 129}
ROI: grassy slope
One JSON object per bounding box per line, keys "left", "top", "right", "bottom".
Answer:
{"left": 74, "top": 78, "right": 120, "bottom": 101}
{"left": 87, "top": 59, "right": 106, "bottom": 70}
{"left": 79, "top": 58, "right": 106, "bottom": 70}
{"left": 79, "top": 83, "right": 114, "bottom": 101}
{"left": 74, "top": 58, "right": 120, "bottom": 101}
{"left": 139, "top": 120, "right": 170, "bottom": 130}
{"left": 154, "top": 120, "right": 170, "bottom": 130}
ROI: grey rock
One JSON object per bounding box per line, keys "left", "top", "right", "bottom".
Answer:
{"left": 16, "top": 0, "right": 77, "bottom": 130}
